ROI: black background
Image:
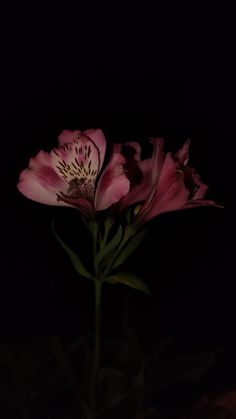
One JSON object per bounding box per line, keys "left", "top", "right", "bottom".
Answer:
{"left": 0, "top": 4, "right": 234, "bottom": 408}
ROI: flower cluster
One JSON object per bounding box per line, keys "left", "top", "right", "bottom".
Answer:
{"left": 17, "top": 128, "right": 222, "bottom": 419}
{"left": 18, "top": 129, "right": 218, "bottom": 224}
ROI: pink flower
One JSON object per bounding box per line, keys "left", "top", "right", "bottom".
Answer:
{"left": 116, "top": 138, "right": 220, "bottom": 225}
{"left": 17, "top": 129, "right": 130, "bottom": 218}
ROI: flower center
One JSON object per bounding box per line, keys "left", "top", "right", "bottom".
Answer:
{"left": 52, "top": 136, "right": 100, "bottom": 203}
{"left": 57, "top": 175, "right": 96, "bottom": 204}
{"left": 57, "top": 176, "right": 95, "bottom": 203}
{"left": 68, "top": 177, "right": 95, "bottom": 199}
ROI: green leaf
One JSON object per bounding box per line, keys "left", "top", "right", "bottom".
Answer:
{"left": 126, "top": 207, "right": 133, "bottom": 224}
{"left": 112, "top": 228, "right": 147, "bottom": 271}
{"left": 105, "top": 272, "right": 151, "bottom": 295}
{"left": 96, "top": 225, "right": 123, "bottom": 267}
{"left": 52, "top": 222, "right": 94, "bottom": 280}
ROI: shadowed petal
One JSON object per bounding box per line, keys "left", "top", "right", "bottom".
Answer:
{"left": 95, "top": 153, "right": 130, "bottom": 210}
{"left": 113, "top": 141, "right": 141, "bottom": 161}
{"left": 114, "top": 142, "right": 143, "bottom": 190}
{"left": 183, "top": 166, "right": 209, "bottom": 200}
{"left": 117, "top": 138, "right": 165, "bottom": 211}
{"left": 185, "top": 199, "right": 221, "bottom": 209}
{"left": 174, "top": 139, "right": 190, "bottom": 166}
{"left": 56, "top": 193, "right": 95, "bottom": 216}
{"left": 121, "top": 157, "right": 153, "bottom": 206}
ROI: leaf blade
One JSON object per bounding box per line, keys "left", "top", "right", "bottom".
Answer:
{"left": 105, "top": 272, "right": 151, "bottom": 295}
{"left": 112, "top": 228, "right": 147, "bottom": 271}
{"left": 52, "top": 222, "right": 94, "bottom": 280}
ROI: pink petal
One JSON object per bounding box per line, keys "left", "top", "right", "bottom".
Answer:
{"left": 155, "top": 152, "right": 178, "bottom": 194}
{"left": 17, "top": 150, "right": 95, "bottom": 216}
{"left": 83, "top": 128, "right": 106, "bottom": 170}
{"left": 191, "top": 171, "right": 209, "bottom": 200}
{"left": 58, "top": 130, "right": 82, "bottom": 146}
{"left": 141, "top": 170, "right": 190, "bottom": 222}
{"left": 17, "top": 167, "right": 70, "bottom": 206}
{"left": 58, "top": 129, "right": 106, "bottom": 171}
{"left": 150, "top": 138, "right": 165, "bottom": 184}
{"left": 133, "top": 138, "right": 222, "bottom": 225}
{"left": 174, "top": 139, "right": 190, "bottom": 166}
{"left": 28, "top": 150, "right": 53, "bottom": 170}
{"left": 140, "top": 140, "right": 167, "bottom": 213}
{"left": 94, "top": 153, "right": 130, "bottom": 211}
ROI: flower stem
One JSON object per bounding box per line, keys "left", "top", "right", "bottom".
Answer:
{"left": 91, "top": 279, "right": 102, "bottom": 418}
{"left": 94, "top": 280, "right": 102, "bottom": 379}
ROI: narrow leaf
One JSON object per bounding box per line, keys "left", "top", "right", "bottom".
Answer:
{"left": 112, "top": 228, "right": 147, "bottom": 270}
{"left": 106, "top": 272, "right": 151, "bottom": 295}
{"left": 52, "top": 222, "right": 94, "bottom": 280}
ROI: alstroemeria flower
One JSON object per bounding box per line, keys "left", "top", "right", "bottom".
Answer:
{"left": 136, "top": 138, "right": 221, "bottom": 224}
{"left": 17, "top": 129, "right": 130, "bottom": 218}
{"left": 115, "top": 139, "right": 220, "bottom": 225}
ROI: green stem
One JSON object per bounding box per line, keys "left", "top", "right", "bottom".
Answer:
{"left": 92, "top": 222, "right": 100, "bottom": 279}
{"left": 101, "top": 217, "right": 113, "bottom": 249}
{"left": 94, "top": 280, "right": 102, "bottom": 380}
{"left": 92, "top": 225, "right": 98, "bottom": 265}
{"left": 91, "top": 279, "right": 102, "bottom": 418}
